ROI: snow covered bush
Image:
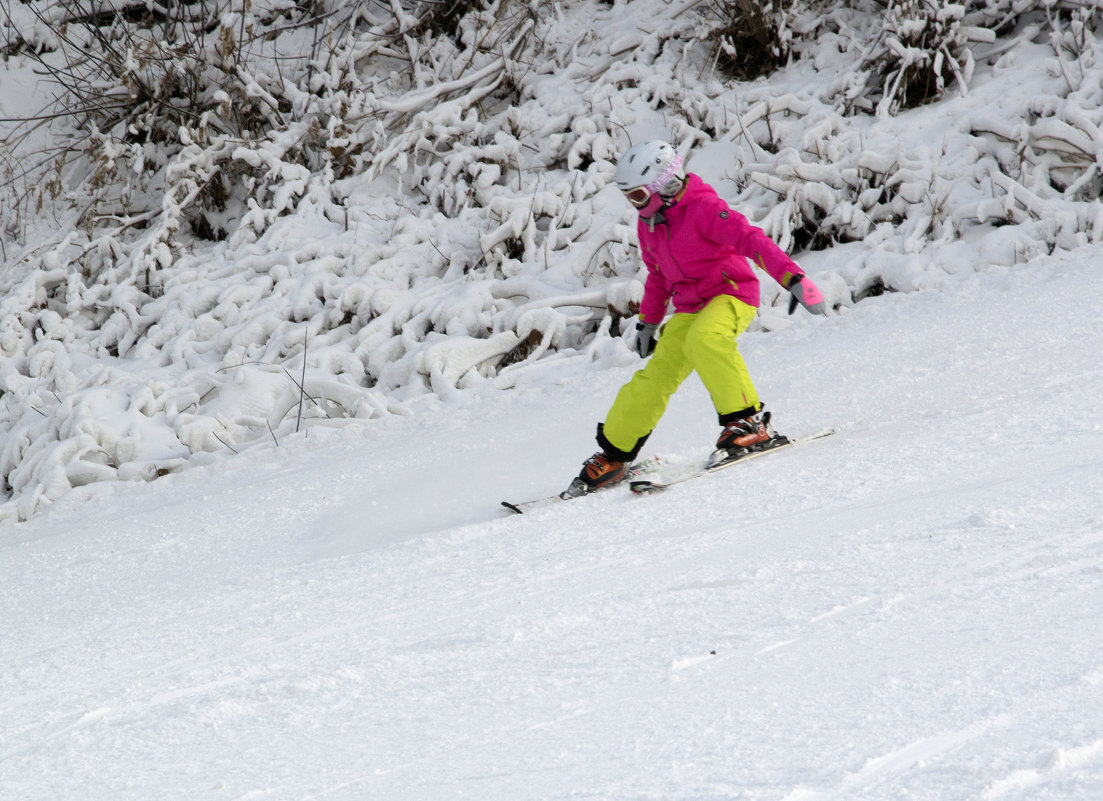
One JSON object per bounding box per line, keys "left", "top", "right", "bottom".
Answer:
{"left": 698, "top": 0, "right": 796, "bottom": 81}
{"left": 962, "top": 3, "right": 1103, "bottom": 246}
{"left": 844, "top": 0, "right": 978, "bottom": 115}
{"left": 2, "top": 0, "right": 380, "bottom": 261}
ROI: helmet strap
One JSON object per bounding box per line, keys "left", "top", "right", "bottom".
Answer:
{"left": 645, "top": 210, "right": 666, "bottom": 232}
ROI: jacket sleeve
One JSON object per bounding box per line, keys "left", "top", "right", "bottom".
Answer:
{"left": 696, "top": 199, "right": 804, "bottom": 289}
{"left": 638, "top": 259, "right": 671, "bottom": 324}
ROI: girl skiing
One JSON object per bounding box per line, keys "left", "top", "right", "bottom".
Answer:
{"left": 565, "top": 140, "right": 828, "bottom": 497}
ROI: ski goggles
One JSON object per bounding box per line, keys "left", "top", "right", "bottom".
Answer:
{"left": 622, "top": 186, "right": 653, "bottom": 207}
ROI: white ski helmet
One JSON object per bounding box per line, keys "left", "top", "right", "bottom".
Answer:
{"left": 615, "top": 140, "right": 685, "bottom": 193}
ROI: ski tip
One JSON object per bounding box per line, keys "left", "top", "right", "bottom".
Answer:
{"left": 501, "top": 501, "right": 524, "bottom": 514}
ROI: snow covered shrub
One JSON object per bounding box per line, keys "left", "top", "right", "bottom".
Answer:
{"left": 411, "top": 0, "right": 486, "bottom": 40}
{"left": 962, "top": 4, "right": 1103, "bottom": 248}
{"left": 1046, "top": 1, "right": 1101, "bottom": 89}
{"left": 846, "top": 0, "right": 977, "bottom": 115}
{"left": 4, "top": 0, "right": 339, "bottom": 252}
{"left": 699, "top": 0, "right": 794, "bottom": 81}
{"left": 739, "top": 104, "right": 961, "bottom": 259}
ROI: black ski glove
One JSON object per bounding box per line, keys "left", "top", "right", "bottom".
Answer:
{"left": 633, "top": 321, "right": 658, "bottom": 358}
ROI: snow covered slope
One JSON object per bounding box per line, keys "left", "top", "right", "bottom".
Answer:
{"left": 3, "top": 246, "right": 1102, "bottom": 800}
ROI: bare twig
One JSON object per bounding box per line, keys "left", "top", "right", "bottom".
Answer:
{"left": 213, "top": 431, "right": 239, "bottom": 453}
{"left": 296, "top": 331, "right": 308, "bottom": 433}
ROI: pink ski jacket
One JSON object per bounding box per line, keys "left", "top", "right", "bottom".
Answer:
{"left": 637, "top": 174, "right": 804, "bottom": 324}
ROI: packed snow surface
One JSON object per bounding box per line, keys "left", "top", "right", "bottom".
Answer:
{"left": 3, "top": 246, "right": 1102, "bottom": 800}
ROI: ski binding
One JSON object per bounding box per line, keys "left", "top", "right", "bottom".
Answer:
{"left": 628, "top": 429, "right": 836, "bottom": 495}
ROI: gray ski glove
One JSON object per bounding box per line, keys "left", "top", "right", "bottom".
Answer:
{"left": 786, "top": 274, "right": 829, "bottom": 316}
{"left": 633, "top": 321, "right": 659, "bottom": 358}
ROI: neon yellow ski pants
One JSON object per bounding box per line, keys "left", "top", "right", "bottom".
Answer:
{"left": 600, "top": 295, "right": 761, "bottom": 458}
